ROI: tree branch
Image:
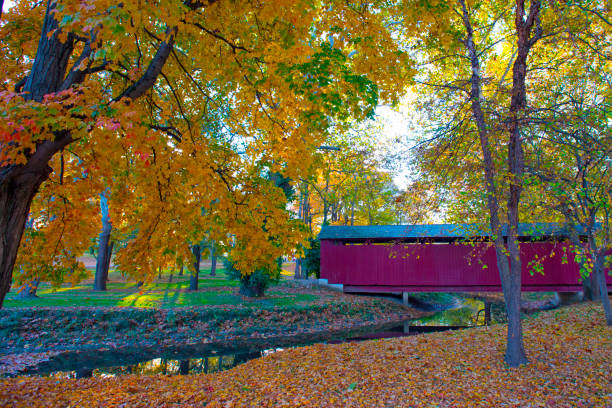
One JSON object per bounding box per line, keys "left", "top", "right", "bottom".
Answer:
{"left": 116, "top": 26, "right": 177, "bottom": 101}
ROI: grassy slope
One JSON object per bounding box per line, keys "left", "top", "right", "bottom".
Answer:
{"left": 1, "top": 301, "right": 609, "bottom": 407}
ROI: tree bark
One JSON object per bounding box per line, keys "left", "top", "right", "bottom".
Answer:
{"left": 484, "top": 301, "right": 492, "bottom": 326}
{"left": 76, "top": 368, "right": 93, "bottom": 379}
{"left": 0, "top": 0, "right": 180, "bottom": 308}
{"left": 459, "top": 0, "right": 540, "bottom": 366}
{"left": 294, "top": 258, "right": 301, "bottom": 280}
{"left": 0, "top": 0, "right": 77, "bottom": 308}
{"left": 594, "top": 251, "right": 612, "bottom": 325}
{"left": 503, "top": 0, "right": 541, "bottom": 367}
{"left": 190, "top": 244, "right": 200, "bottom": 290}
{"left": 94, "top": 192, "right": 113, "bottom": 291}
{"left": 583, "top": 273, "right": 600, "bottom": 301}
{"left": 210, "top": 242, "right": 217, "bottom": 276}
{"left": 0, "top": 165, "right": 53, "bottom": 307}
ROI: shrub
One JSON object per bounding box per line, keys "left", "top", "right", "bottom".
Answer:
{"left": 302, "top": 237, "right": 320, "bottom": 278}
{"left": 223, "top": 257, "right": 281, "bottom": 297}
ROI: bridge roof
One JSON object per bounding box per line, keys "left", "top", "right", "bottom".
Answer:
{"left": 318, "top": 223, "right": 583, "bottom": 241}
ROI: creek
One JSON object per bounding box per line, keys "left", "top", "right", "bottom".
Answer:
{"left": 18, "top": 297, "right": 488, "bottom": 378}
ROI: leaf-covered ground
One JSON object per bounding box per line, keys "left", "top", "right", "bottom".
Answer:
{"left": 0, "top": 292, "right": 422, "bottom": 375}
{"left": 1, "top": 301, "right": 609, "bottom": 407}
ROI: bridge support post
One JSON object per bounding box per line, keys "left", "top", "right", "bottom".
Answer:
{"left": 402, "top": 292, "right": 409, "bottom": 305}
{"left": 403, "top": 321, "right": 410, "bottom": 334}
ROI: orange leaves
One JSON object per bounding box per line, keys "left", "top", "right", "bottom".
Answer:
{"left": 1, "top": 302, "right": 610, "bottom": 407}
{"left": 2, "top": 0, "right": 415, "bottom": 287}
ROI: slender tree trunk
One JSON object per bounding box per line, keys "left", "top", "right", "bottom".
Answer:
{"left": 503, "top": 0, "right": 541, "bottom": 367}
{"left": 179, "top": 265, "right": 184, "bottom": 276}
{"left": 594, "top": 252, "right": 612, "bottom": 325}
{"left": 210, "top": 242, "right": 217, "bottom": 276}
{"left": 350, "top": 176, "right": 356, "bottom": 226}
{"left": 563, "top": 219, "right": 599, "bottom": 300}
{"left": 294, "top": 258, "right": 301, "bottom": 280}
{"left": 94, "top": 192, "right": 112, "bottom": 291}
{"left": 158, "top": 266, "right": 162, "bottom": 280}
{"left": 459, "top": 0, "right": 540, "bottom": 366}
{"left": 323, "top": 171, "right": 330, "bottom": 224}
{"left": 94, "top": 227, "right": 112, "bottom": 290}
{"left": 190, "top": 244, "right": 200, "bottom": 291}
{"left": 583, "top": 273, "right": 600, "bottom": 301}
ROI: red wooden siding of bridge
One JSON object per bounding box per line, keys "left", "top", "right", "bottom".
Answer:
{"left": 319, "top": 226, "right": 612, "bottom": 292}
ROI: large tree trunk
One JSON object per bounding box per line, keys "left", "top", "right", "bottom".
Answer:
{"left": 0, "top": 0, "right": 177, "bottom": 308}
{"left": 0, "top": 0, "right": 75, "bottom": 308}
{"left": 179, "top": 360, "right": 189, "bottom": 375}
{"left": 190, "top": 244, "right": 200, "bottom": 291}
{"left": 0, "top": 166, "right": 53, "bottom": 307}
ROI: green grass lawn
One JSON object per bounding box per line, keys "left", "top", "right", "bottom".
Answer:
{"left": 4, "top": 268, "right": 318, "bottom": 308}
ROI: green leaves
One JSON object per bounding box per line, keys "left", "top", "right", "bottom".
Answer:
{"left": 277, "top": 42, "right": 379, "bottom": 124}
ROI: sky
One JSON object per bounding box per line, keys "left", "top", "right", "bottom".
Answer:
{"left": 2, "top": 0, "right": 14, "bottom": 13}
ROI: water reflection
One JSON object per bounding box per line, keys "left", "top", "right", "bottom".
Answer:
{"left": 49, "top": 350, "right": 282, "bottom": 379}
{"left": 32, "top": 298, "right": 496, "bottom": 379}
{"left": 410, "top": 298, "right": 493, "bottom": 327}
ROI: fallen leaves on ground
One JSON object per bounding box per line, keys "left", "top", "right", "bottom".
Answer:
{"left": 0, "top": 351, "right": 62, "bottom": 375}
{"left": 0, "top": 294, "right": 422, "bottom": 375}
{"left": 1, "top": 301, "right": 610, "bottom": 407}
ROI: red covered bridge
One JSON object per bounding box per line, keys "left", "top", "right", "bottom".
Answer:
{"left": 319, "top": 223, "right": 612, "bottom": 293}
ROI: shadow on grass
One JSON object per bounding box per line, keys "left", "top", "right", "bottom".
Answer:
{"left": 4, "top": 269, "right": 320, "bottom": 308}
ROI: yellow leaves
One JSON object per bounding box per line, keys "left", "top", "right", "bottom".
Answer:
{"left": 2, "top": 0, "right": 419, "bottom": 286}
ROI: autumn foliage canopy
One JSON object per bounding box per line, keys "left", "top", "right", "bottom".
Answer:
{"left": 0, "top": 0, "right": 410, "bottom": 291}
